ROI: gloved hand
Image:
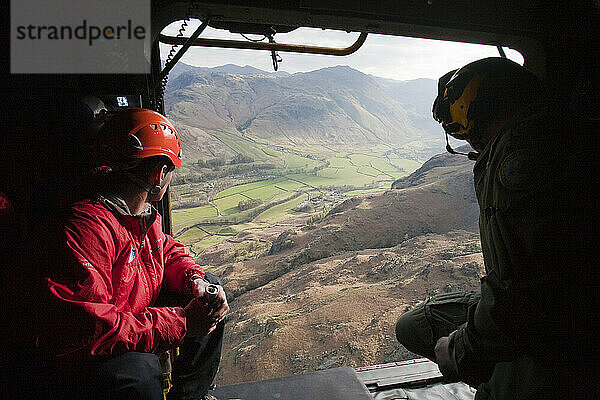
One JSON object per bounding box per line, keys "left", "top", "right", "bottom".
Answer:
{"left": 434, "top": 330, "right": 460, "bottom": 382}
{"left": 186, "top": 278, "right": 230, "bottom": 336}
{"left": 183, "top": 297, "right": 214, "bottom": 337}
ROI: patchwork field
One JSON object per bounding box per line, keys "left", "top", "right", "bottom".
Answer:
{"left": 172, "top": 205, "right": 218, "bottom": 226}
{"left": 172, "top": 146, "right": 422, "bottom": 254}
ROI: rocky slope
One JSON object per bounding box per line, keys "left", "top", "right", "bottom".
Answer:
{"left": 198, "top": 149, "right": 483, "bottom": 385}
{"left": 214, "top": 231, "right": 483, "bottom": 384}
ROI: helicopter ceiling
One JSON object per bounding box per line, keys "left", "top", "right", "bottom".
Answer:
{"left": 151, "top": 0, "right": 595, "bottom": 84}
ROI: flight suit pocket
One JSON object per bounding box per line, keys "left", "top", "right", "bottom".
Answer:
{"left": 425, "top": 291, "right": 480, "bottom": 338}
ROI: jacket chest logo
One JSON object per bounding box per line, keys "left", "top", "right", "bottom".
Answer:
{"left": 128, "top": 247, "right": 137, "bottom": 263}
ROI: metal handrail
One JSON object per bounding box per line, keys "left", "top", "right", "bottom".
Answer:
{"left": 158, "top": 32, "right": 368, "bottom": 56}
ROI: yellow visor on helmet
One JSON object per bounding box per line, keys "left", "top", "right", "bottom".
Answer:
{"left": 433, "top": 67, "right": 486, "bottom": 139}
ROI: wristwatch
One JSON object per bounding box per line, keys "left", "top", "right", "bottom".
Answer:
{"left": 188, "top": 274, "right": 207, "bottom": 294}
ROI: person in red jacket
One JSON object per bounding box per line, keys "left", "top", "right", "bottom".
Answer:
{"left": 32, "top": 108, "right": 229, "bottom": 400}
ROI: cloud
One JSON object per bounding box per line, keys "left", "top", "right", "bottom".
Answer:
{"left": 160, "top": 23, "right": 523, "bottom": 81}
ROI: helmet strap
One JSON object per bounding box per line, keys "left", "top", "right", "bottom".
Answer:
{"left": 465, "top": 122, "right": 491, "bottom": 153}
{"left": 123, "top": 171, "right": 154, "bottom": 194}
{"left": 122, "top": 163, "right": 172, "bottom": 198}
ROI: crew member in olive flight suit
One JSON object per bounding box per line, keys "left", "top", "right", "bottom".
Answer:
{"left": 395, "top": 57, "right": 597, "bottom": 399}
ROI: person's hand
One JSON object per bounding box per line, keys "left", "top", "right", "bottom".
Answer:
{"left": 188, "top": 278, "right": 230, "bottom": 334}
{"left": 434, "top": 331, "right": 460, "bottom": 382}
{"left": 183, "top": 297, "right": 215, "bottom": 336}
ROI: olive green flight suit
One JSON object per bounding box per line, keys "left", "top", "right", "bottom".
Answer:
{"left": 396, "top": 106, "right": 597, "bottom": 399}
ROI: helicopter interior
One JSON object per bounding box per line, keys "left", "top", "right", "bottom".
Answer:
{"left": 3, "top": 1, "right": 598, "bottom": 399}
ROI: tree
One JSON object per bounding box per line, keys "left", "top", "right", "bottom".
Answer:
{"left": 230, "top": 154, "right": 254, "bottom": 164}
{"left": 238, "top": 198, "right": 263, "bottom": 211}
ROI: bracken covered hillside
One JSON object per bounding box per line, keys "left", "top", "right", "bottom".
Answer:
{"left": 199, "top": 149, "right": 483, "bottom": 385}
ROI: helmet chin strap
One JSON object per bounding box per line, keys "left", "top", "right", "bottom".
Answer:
{"left": 445, "top": 132, "right": 479, "bottom": 161}
{"left": 123, "top": 171, "right": 162, "bottom": 196}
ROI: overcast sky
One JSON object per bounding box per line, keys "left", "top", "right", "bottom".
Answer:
{"left": 160, "top": 21, "right": 523, "bottom": 82}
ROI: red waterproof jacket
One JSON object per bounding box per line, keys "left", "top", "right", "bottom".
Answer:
{"left": 38, "top": 196, "right": 205, "bottom": 358}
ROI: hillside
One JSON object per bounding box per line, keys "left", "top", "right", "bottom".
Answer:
{"left": 164, "top": 63, "right": 481, "bottom": 385}
{"left": 392, "top": 144, "right": 476, "bottom": 189}
{"left": 164, "top": 63, "right": 440, "bottom": 161}
{"left": 197, "top": 149, "right": 482, "bottom": 385}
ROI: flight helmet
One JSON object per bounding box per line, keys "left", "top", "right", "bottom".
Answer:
{"left": 432, "top": 57, "right": 542, "bottom": 140}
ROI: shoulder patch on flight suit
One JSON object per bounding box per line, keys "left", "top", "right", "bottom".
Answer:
{"left": 498, "top": 149, "right": 541, "bottom": 190}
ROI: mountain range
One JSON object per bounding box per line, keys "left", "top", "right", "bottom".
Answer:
{"left": 164, "top": 63, "right": 442, "bottom": 161}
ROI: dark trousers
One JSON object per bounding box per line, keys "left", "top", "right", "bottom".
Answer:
{"left": 395, "top": 291, "right": 573, "bottom": 400}
{"left": 395, "top": 291, "right": 480, "bottom": 363}
{"left": 165, "top": 272, "right": 225, "bottom": 400}
{"left": 16, "top": 272, "right": 225, "bottom": 400}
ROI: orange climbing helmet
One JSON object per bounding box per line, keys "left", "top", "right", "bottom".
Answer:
{"left": 96, "top": 108, "right": 183, "bottom": 168}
